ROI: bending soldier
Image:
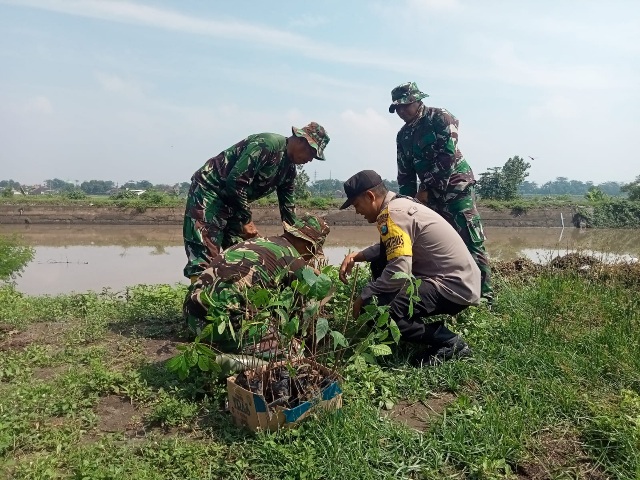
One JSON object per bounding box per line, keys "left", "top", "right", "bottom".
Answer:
{"left": 183, "top": 122, "right": 329, "bottom": 281}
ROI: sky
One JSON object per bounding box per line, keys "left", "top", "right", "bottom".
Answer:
{"left": 1, "top": 0, "right": 639, "bottom": 187}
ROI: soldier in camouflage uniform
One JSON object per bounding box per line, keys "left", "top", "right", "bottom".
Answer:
{"left": 183, "top": 213, "right": 330, "bottom": 354}
{"left": 183, "top": 122, "right": 330, "bottom": 280}
{"left": 389, "top": 82, "right": 493, "bottom": 301}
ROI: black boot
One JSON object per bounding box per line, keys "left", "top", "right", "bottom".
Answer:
{"left": 411, "top": 336, "right": 471, "bottom": 367}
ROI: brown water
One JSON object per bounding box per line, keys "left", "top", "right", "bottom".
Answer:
{"left": 1, "top": 224, "right": 638, "bottom": 295}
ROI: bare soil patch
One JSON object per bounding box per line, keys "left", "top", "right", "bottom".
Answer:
{"left": 140, "top": 338, "right": 181, "bottom": 363}
{"left": 0, "top": 321, "right": 69, "bottom": 351}
{"left": 32, "top": 365, "right": 68, "bottom": 381}
{"left": 94, "top": 395, "right": 149, "bottom": 435}
{"left": 383, "top": 393, "right": 455, "bottom": 431}
{"left": 516, "top": 427, "right": 608, "bottom": 479}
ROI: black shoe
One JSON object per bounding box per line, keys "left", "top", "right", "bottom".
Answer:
{"left": 412, "top": 336, "right": 471, "bottom": 367}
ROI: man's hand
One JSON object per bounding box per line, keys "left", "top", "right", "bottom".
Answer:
{"left": 339, "top": 252, "right": 359, "bottom": 284}
{"left": 241, "top": 221, "right": 259, "bottom": 239}
{"left": 416, "top": 189, "right": 428, "bottom": 204}
{"left": 352, "top": 296, "right": 364, "bottom": 319}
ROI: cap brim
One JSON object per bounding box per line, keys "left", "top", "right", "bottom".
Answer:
{"left": 292, "top": 126, "right": 325, "bottom": 160}
{"left": 339, "top": 197, "right": 354, "bottom": 210}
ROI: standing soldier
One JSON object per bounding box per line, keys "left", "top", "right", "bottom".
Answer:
{"left": 183, "top": 122, "right": 330, "bottom": 281}
{"left": 388, "top": 82, "right": 492, "bottom": 302}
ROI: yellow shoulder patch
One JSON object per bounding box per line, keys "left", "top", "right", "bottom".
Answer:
{"left": 377, "top": 207, "right": 412, "bottom": 260}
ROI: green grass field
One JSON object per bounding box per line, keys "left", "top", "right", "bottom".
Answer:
{"left": 1, "top": 262, "right": 639, "bottom": 479}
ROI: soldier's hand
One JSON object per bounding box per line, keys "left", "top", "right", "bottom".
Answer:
{"left": 339, "top": 252, "right": 357, "bottom": 284}
{"left": 416, "top": 189, "right": 428, "bottom": 204}
{"left": 241, "top": 221, "right": 259, "bottom": 239}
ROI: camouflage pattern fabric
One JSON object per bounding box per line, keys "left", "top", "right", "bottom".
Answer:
{"left": 292, "top": 122, "right": 330, "bottom": 160}
{"left": 184, "top": 236, "right": 309, "bottom": 352}
{"left": 183, "top": 196, "right": 244, "bottom": 279}
{"left": 427, "top": 190, "right": 493, "bottom": 300}
{"left": 388, "top": 81, "right": 429, "bottom": 112}
{"left": 183, "top": 132, "right": 297, "bottom": 278}
{"left": 396, "top": 104, "right": 475, "bottom": 203}
{"left": 394, "top": 95, "right": 492, "bottom": 299}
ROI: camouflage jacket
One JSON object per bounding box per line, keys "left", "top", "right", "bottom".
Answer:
{"left": 190, "top": 133, "right": 297, "bottom": 225}
{"left": 396, "top": 106, "right": 476, "bottom": 203}
{"left": 187, "top": 236, "right": 307, "bottom": 315}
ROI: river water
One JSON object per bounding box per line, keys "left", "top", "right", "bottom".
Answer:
{"left": 1, "top": 224, "right": 638, "bottom": 295}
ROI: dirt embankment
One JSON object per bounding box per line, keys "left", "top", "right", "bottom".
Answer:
{"left": 0, "top": 204, "right": 583, "bottom": 228}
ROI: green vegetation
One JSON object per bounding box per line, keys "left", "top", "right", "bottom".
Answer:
{"left": 0, "top": 236, "right": 34, "bottom": 282}
{"left": 477, "top": 155, "right": 531, "bottom": 201}
{"left": 621, "top": 175, "right": 640, "bottom": 201}
{"left": 1, "top": 260, "right": 639, "bottom": 479}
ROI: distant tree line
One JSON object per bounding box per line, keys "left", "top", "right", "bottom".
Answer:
{"left": 519, "top": 178, "right": 623, "bottom": 197}
{"left": 2, "top": 168, "right": 637, "bottom": 202}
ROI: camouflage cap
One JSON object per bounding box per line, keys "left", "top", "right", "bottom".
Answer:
{"left": 292, "top": 122, "right": 330, "bottom": 161}
{"left": 283, "top": 213, "right": 330, "bottom": 250}
{"left": 388, "top": 82, "right": 429, "bottom": 113}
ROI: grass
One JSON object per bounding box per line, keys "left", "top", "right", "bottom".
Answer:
{"left": 1, "top": 264, "right": 639, "bottom": 479}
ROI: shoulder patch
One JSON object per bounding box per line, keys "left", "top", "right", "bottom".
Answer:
{"left": 379, "top": 210, "right": 412, "bottom": 260}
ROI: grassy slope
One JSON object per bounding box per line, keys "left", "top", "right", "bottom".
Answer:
{"left": 0, "top": 267, "right": 639, "bottom": 479}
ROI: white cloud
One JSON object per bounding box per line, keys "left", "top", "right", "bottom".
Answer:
{"left": 528, "top": 95, "right": 579, "bottom": 120}
{"left": 5, "top": 0, "right": 425, "bottom": 74}
{"left": 23, "top": 95, "right": 53, "bottom": 115}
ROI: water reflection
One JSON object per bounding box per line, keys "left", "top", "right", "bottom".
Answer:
{"left": 1, "top": 224, "right": 638, "bottom": 295}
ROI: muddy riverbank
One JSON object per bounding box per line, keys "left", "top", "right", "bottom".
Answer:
{"left": 0, "top": 204, "right": 584, "bottom": 228}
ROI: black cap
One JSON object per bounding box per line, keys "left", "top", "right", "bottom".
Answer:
{"left": 339, "top": 170, "right": 383, "bottom": 210}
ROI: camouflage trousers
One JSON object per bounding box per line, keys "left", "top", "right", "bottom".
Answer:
{"left": 183, "top": 191, "right": 244, "bottom": 279}
{"left": 427, "top": 188, "right": 493, "bottom": 301}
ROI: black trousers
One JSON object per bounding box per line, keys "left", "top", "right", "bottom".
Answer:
{"left": 369, "top": 248, "right": 467, "bottom": 346}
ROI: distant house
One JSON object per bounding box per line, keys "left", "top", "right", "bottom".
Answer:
{"left": 29, "top": 186, "right": 49, "bottom": 195}
{"left": 127, "top": 189, "right": 146, "bottom": 196}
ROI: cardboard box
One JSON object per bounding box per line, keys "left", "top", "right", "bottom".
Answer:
{"left": 227, "top": 359, "right": 342, "bottom": 432}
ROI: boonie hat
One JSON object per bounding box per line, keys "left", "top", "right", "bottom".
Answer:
{"left": 283, "top": 214, "right": 330, "bottom": 250}
{"left": 388, "top": 82, "right": 429, "bottom": 113}
{"left": 292, "top": 122, "right": 330, "bottom": 160}
{"left": 339, "top": 170, "right": 383, "bottom": 210}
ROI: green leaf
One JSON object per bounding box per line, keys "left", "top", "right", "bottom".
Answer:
{"left": 195, "top": 343, "right": 216, "bottom": 358}
{"left": 248, "top": 288, "right": 270, "bottom": 308}
{"left": 303, "top": 302, "right": 319, "bottom": 321}
{"left": 315, "top": 317, "right": 329, "bottom": 344}
{"left": 330, "top": 331, "right": 348, "bottom": 350}
{"left": 391, "top": 271, "right": 410, "bottom": 280}
{"left": 165, "top": 354, "right": 186, "bottom": 372}
{"left": 309, "top": 273, "right": 332, "bottom": 300}
{"left": 361, "top": 352, "right": 377, "bottom": 365}
{"left": 352, "top": 354, "right": 367, "bottom": 371}
{"left": 376, "top": 311, "right": 390, "bottom": 327}
{"left": 283, "top": 317, "right": 300, "bottom": 338}
{"left": 186, "top": 349, "right": 199, "bottom": 367}
{"left": 301, "top": 267, "right": 318, "bottom": 287}
{"left": 217, "top": 320, "right": 226, "bottom": 335}
{"left": 369, "top": 344, "right": 393, "bottom": 357}
{"left": 199, "top": 323, "right": 214, "bottom": 340}
{"left": 376, "top": 330, "right": 389, "bottom": 342}
{"left": 198, "top": 355, "right": 210, "bottom": 371}
{"left": 274, "top": 308, "right": 289, "bottom": 325}
{"left": 389, "top": 319, "right": 401, "bottom": 344}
